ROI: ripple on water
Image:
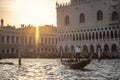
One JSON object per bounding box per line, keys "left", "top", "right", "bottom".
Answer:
{"left": 0, "top": 59, "right": 120, "bottom": 80}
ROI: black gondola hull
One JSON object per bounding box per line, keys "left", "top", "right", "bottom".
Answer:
{"left": 61, "top": 59, "right": 91, "bottom": 69}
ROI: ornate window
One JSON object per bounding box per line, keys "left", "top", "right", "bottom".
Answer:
{"left": 80, "top": 13, "right": 85, "bottom": 23}
{"left": 97, "top": 10, "right": 103, "bottom": 21}
{"left": 112, "top": 11, "right": 118, "bottom": 21}
{"left": 65, "top": 16, "right": 70, "bottom": 25}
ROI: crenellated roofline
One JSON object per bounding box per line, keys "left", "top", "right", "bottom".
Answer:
{"left": 56, "top": 0, "right": 101, "bottom": 9}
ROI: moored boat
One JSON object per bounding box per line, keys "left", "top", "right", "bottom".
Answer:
{"left": 0, "top": 62, "right": 14, "bottom": 65}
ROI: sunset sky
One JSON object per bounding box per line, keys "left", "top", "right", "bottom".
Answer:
{"left": 0, "top": 0, "right": 70, "bottom": 27}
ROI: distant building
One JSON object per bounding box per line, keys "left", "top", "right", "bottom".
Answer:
{"left": 0, "top": 19, "right": 21, "bottom": 58}
{"left": 38, "top": 25, "right": 58, "bottom": 57}
{"left": 0, "top": 19, "right": 57, "bottom": 58}
{"left": 17, "top": 25, "right": 36, "bottom": 57}
{"left": 56, "top": 0, "right": 120, "bottom": 58}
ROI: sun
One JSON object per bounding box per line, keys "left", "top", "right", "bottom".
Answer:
{"left": 13, "top": 0, "right": 55, "bottom": 26}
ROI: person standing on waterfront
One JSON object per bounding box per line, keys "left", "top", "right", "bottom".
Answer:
{"left": 75, "top": 46, "right": 81, "bottom": 62}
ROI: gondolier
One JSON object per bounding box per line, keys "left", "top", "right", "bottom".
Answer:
{"left": 75, "top": 46, "right": 81, "bottom": 62}
{"left": 61, "top": 46, "right": 91, "bottom": 69}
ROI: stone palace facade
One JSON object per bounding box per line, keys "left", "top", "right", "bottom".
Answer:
{"left": 0, "top": 19, "right": 57, "bottom": 58}
{"left": 56, "top": 0, "right": 120, "bottom": 58}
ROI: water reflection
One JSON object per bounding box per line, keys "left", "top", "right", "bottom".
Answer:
{"left": 0, "top": 59, "right": 120, "bottom": 80}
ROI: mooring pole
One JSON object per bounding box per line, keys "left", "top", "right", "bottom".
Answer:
{"left": 18, "top": 51, "right": 21, "bottom": 66}
{"left": 18, "top": 29, "right": 24, "bottom": 66}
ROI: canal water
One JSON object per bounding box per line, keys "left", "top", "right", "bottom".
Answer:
{"left": 0, "top": 59, "right": 120, "bottom": 80}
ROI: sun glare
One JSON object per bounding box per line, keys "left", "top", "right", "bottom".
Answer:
{"left": 13, "top": 0, "right": 55, "bottom": 26}
{"left": 35, "top": 26, "right": 39, "bottom": 45}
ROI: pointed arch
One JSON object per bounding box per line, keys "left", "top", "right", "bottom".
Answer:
{"left": 119, "top": 30, "right": 120, "bottom": 38}
{"left": 83, "top": 45, "right": 88, "bottom": 53}
{"left": 67, "top": 34, "right": 69, "bottom": 40}
{"left": 80, "top": 13, "right": 85, "bottom": 23}
{"left": 99, "top": 32, "right": 102, "bottom": 39}
{"left": 86, "top": 33, "right": 88, "bottom": 40}
{"left": 73, "top": 34, "right": 75, "bottom": 41}
{"left": 64, "top": 35, "right": 66, "bottom": 41}
{"left": 103, "top": 44, "right": 109, "bottom": 53}
{"left": 111, "top": 44, "right": 117, "bottom": 52}
{"left": 111, "top": 31, "right": 114, "bottom": 39}
{"left": 76, "top": 34, "right": 79, "bottom": 40}
{"left": 70, "top": 34, "right": 72, "bottom": 40}
{"left": 107, "top": 31, "right": 109, "bottom": 39}
{"left": 71, "top": 45, "right": 75, "bottom": 53}
{"left": 97, "top": 45, "right": 102, "bottom": 54}
{"left": 61, "top": 35, "right": 63, "bottom": 41}
{"left": 114, "top": 30, "right": 117, "bottom": 38}
{"left": 92, "top": 32, "right": 95, "bottom": 40}
{"left": 103, "top": 31, "right": 106, "bottom": 39}
{"left": 65, "top": 16, "right": 70, "bottom": 25}
{"left": 59, "top": 46, "right": 63, "bottom": 53}
{"left": 79, "top": 33, "right": 81, "bottom": 40}
{"left": 112, "top": 11, "right": 118, "bottom": 21}
{"left": 82, "top": 33, "right": 84, "bottom": 40}
{"left": 90, "top": 45, "right": 94, "bottom": 53}
{"left": 96, "top": 32, "right": 98, "bottom": 39}
{"left": 97, "top": 10, "right": 103, "bottom": 21}
{"left": 89, "top": 32, "right": 91, "bottom": 40}
{"left": 65, "top": 46, "right": 69, "bottom": 53}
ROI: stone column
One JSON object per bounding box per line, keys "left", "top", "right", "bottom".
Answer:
{"left": 88, "top": 45, "right": 90, "bottom": 53}
{"left": 87, "top": 32, "right": 89, "bottom": 40}
{"left": 94, "top": 45, "right": 97, "bottom": 53}
{"left": 101, "top": 45, "right": 104, "bottom": 53}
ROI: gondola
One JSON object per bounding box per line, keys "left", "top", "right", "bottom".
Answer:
{"left": 61, "top": 59, "right": 91, "bottom": 69}
{"left": 60, "top": 51, "right": 92, "bottom": 69}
